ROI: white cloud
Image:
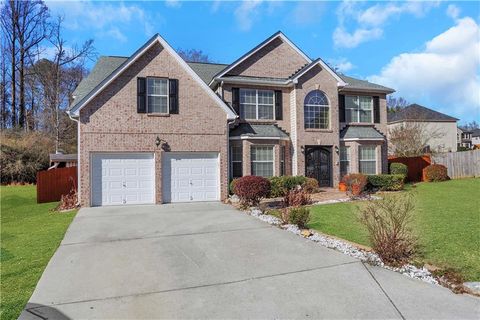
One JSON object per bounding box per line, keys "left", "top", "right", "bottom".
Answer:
{"left": 369, "top": 17, "right": 480, "bottom": 120}
{"left": 334, "top": 1, "right": 439, "bottom": 48}
{"left": 46, "top": 1, "right": 156, "bottom": 40}
{"left": 291, "top": 2, "right": 326, "bottom": 26}
{"left": 165, "top": 0, "right": 181, "bottom": 8}
{"left": 234, "top": 0, "right": 263, "bottom": 31}
{"left": 333, "top": 27, "right": 383, "bottom": 48}
{"left": 328, "top": 58, "right": 355, "bottom": 73}
{"left": 446, "top": 4, "right": 461, "bottom": 20}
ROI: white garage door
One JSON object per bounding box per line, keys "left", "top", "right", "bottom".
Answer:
{"left": 91, "top": 153, "right": 155, "bottom": 206}
{"left": 163, "top": 153, "right": 219, "bottom": 203}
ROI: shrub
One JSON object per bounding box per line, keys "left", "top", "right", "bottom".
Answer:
{"left": 229, "top": 179, "right": 238, "bottom": 195}
{"left": 302, "top": 177, "right": 319, "bottom": 193}
{"left": 282, "top": 188, "right": 311, "bottom": 207}
{"left": 367, "top": 174, "right": 405, "bottom": 191}
{"left": 288, "top": 206, "right": 311, "bottom": 228}
{"left": 55, "top": 188, "right": 78, "bottom": 211}
{"left": 342, "top": 173, "right": 368, "bottom": 196}
{"left": 358, "top": 193, "right": 417, "bottom": 266}
{"left": 423, "top": 164, "right": 448, "bottom": 182}
{"left": 233, "top": 175, "right": 271, "bottom": 208}
{"left": 268, "top": 176, "right": 307, "bottom": 197}
{"left": 390, "top": 162, "right": 408, "bottom": 178}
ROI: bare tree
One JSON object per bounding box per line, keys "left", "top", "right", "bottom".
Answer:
{"left": 387, "top": 96, "right": 409, "bottom": 113}
{"left": 388, "top": 122, "right": 445, "bottom": 156}
{"left": 460, "top": 121, "right": 479, "bottom": 130}
{"left": 15, "top": 0, "right": 50, "bottom": 129}
{"left": 0, "top": 37, "right": 10, "bottom": 129}
{"left": 177, "top": 48, "right": 212, "bottom": 63}
{"left": 32, "top": 16, "right": 94, "bottom": 152}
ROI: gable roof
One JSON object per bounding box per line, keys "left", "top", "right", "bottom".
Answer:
{"left": 472, "top": 128, "right": 480, "bottom": 137}
{"left": 209, "top": 31, "right": 312, "bottom": 86}
{"left": 290, "top": 58, "right": 347, "bottom": 87}
{"left": 339, "top": 75, "right": 395, "bottom": 94}
{"left": 67, "top": 34, "right": 236, "bottom": 120}
{"left": 387, "top": 104, "right": 459, "bottom": 123}
{"left": 187, "top": 62, "right": 228, "bottom": 84}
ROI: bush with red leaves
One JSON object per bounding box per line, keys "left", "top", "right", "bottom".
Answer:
{"left": 55, "top": 188, "right": 78, "bottom": 211}
{"left": 282, "top": 188, "right": 311, "bottom": 207}
{"left": 233, "top": 175, "right": 271, "bottom": 208}
{"left": 423, "top": 164, "right": 448, "bottom": 182}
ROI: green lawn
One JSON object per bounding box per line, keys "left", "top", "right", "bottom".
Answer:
{"left": 0, "top": 185, "right": 76, "bottom": 320}
{"left": 307, "top": 178, "right": 480, "bottom": 281}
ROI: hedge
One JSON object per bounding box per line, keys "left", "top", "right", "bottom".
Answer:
{"left": 269, "top": 176, "right": 307, "bottom": 197}
{"left": 423, "top": 164, "right": 448, "bottom": 182}
{"left": 367, "top": 174, "right": 405, "bottom": 191}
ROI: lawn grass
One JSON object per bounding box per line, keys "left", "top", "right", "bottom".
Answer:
{"left": 307, "top": 178, "right": 480, "bottom": 281}
{"left": 0, "top": 185, "right": 76, "bottom": 320}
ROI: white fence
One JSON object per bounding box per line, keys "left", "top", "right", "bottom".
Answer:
{"left": 432, "top": 150, "right": 480, "bottom": 179}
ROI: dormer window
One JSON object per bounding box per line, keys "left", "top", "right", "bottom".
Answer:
{"left": 240, "top": 89, "right": 274, "bottom": 120}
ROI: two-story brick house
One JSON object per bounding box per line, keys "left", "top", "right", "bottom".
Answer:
{"left": 67, "top": 32, "right": 394, "bottom": 207}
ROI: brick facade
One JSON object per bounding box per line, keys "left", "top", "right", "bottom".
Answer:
{"left": 79, "top": 43, "right": 229, "bottom": 206}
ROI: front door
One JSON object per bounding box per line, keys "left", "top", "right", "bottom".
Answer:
{"left": 305, "top": 147, "right": 332, "bottom": 187}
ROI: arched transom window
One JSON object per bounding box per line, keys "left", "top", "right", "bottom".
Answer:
{"left": 304, "top": 90, "right": 329, "bottom": 129}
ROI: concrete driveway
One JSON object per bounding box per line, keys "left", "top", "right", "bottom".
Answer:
{"left": 21, "top": 203, "right": 479, "bottom": 319}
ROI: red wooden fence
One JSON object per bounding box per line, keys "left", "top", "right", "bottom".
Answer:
{"left": 388, "top": 155, "right": 431, "bottom": 182}
{"left": 36, "top": 167, "right": 78, "bottom": 203}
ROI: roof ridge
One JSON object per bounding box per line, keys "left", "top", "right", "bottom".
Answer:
{"left": 186, "top": 61, "right": 229, "bottom": 66}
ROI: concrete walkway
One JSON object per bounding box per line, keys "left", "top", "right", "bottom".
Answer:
{"left": 21, "top": 203, "right": 479, "bottom": 319}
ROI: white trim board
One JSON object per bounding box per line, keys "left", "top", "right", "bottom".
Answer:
{"left": 68, "top": 34, "right": 236, "bottom": 120}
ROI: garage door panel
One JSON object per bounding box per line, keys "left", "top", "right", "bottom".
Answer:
{"left": 91, "top": 153, "right": 155, "bottom": 206}
{"left": 163, "top": 153, "right": 219, "bottom": 203}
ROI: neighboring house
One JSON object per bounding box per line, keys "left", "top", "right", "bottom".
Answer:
{"left": 457, "top": 127, "right": 473, "bottom": 149}
{"left": 471, "top": 129, "right": 480, "bottom": 148}
{"left": 387, "top": 104, "right": 458, "bottom": 154}
{"left": 67, "top": 32, "right": 394, "bottom": 207}
{"left": 49, "top": 153, "right": 78, "bottom": 170}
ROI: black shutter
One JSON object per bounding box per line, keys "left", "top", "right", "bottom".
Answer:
{"left": 373, "top": 96, "right": 380, "bottom": 123}
{"left": 275, "top": 90, "right": 283, "bottom": 120}
{"left": 339, "top": 94, "right": 345, "bottom": 122}
{"left": 169, "top": 79, "right": 178, "bottom": 114}
{"left": 137, "top": 77, "right": 146, "bottom": 113}
{"left": 231, "top": 88, "right": 240, "bottom": 115}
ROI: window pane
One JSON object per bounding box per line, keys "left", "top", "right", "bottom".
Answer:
{"left": 251, "top": 146, "right": 273, "bottom": 161}
{"left": 148, "top": 96, "right": 168, "bottom": 113}
{"left": 304, "top": 90, "right": 330, "bottom": 129}
{"left": 359, "top": 146, "right": 376, "bottom": 175}
{"left": 240, "top": 89, "right": 256, "bottom": 104}
{"left": 147, "top": 78, "right": 167, "bottom": 95}
{"left": 241, "top": 104, "right": 256, "bottom": 119}
{"left": 280, "top": 146, "right": 285, "bottom": 176}
{"left": 231, "top": 146, "right": 242, "bottom": 161}
{"left": 257, "top": 90, "right": 273, "bottom": 105}
{"left": 359, "top": 97, "right": 373, "bottom": 122}
{"left": 252, "top": 162, "right": 273, "bottom": 177}
{"left": 258, "top": 104, "right": 274, "bottom": 119}
{"left": 232, "top": 163, "right": 242, "bottom": 178}
{"left": 340, "top": 146, "right": 350, "bottom": 177}
{"left": 345, "top": 96, "right": 359, "bottom": 122}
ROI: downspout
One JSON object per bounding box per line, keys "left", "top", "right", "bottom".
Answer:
{"left": 67, "top": 110, "right": 81, "bottom": 206}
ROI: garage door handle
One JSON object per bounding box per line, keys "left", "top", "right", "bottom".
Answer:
{"left": 189, "top": 180, "right": 192, "bottom": 185}
{"left": 123, "top": 182, "right": 126, "bottom": 187}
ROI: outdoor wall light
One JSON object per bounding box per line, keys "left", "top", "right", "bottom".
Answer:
{"left": 155, "top": 136, "right": 162, "bottom": 147}
{"left": 334, "top": 145, "right": 339, "bottom": 154}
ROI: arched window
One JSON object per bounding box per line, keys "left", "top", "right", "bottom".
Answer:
{"left": 304, "top": 90, "right": 329, "bottom": 129}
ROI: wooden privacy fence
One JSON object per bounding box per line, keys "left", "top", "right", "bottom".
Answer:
{"left": 432, "top": 150, "right": 480, "bottom": 179}
{"left": 388, "top": 155, "right": 431, "bottom": 182}
{"left": 36, "top": 167, "right": 77, "bottom": 203}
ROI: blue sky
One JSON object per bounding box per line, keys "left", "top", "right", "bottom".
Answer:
{"left": 46, "top": 0, "right": 480, "bottom": 124}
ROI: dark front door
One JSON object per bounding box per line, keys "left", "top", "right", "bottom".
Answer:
{"left": 305, "top": 146, "right": 332, "bottom": 187}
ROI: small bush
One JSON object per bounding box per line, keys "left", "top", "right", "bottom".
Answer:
{"left": 302, "top": 177, "right": 319, "bottom": 194}
{"left": 229, "top": 179, "right": 238, "bottom": 195}
{"left": 367, "top": 174, "right": 405, "bottom": 191}
{"left": 283, "top": 188, "right": 311, "bottom": 207}
{"left": 233, "top": 175, "right": 271, "bottom": 208}
{"left": 390, "top": 163, "right": 408, "bottom": 177}
{"left": 279, "top": 208, "right": 290, "bottom": 224}
{"left": 342, "top": 173, "right": 368, "bottom": 196}
{"left": 358, "top": 193, "right": 417, "bottom": 266}
{"left": 423, "top": 164, "right": 448, "bottom": 182}
{"left": 288, "top": 206, "right": 311, "bottom": 228}
{"left": 55, "top": 188, "right": 78, "bottom": 211}
{"left": 268, "top": 176, "right": 307, "bottom": 197}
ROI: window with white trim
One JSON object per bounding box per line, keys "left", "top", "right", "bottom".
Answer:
{"left": 340, "top": 146, "right": 350, "bottom": 177}
{"left": 345, "top": 96, "right": 373, "bottom": 123}
{"left": 147, "top": 78, "right": 168, "bottom": 113}
{"left": 304, "top": 90, "right": 330, "bottom": 129}
{"left": 240, "top": 89, "right": 274, "bottom": 120}
{"left": 359, "top": 145, "right": 377, "bottom": 175}
{"left": 251, "top": 146, "right": 274, "bottom": 177}
{"left": 230, "top": 145, "right": 243, "bottom": 178}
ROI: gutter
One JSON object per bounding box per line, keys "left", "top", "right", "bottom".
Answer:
{"left": 67, "top": 110, "right": 81, "bottom": 206}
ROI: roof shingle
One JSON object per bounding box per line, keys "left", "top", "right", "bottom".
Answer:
{"left": 230, "top": 123, "right": 289, "bottom": 139}
{"left": 387, "top": 104, "right": 458, "bottom": 123}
